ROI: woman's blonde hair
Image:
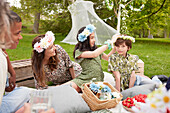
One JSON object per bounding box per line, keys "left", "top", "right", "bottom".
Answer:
{"left": 0, "top": 1, "right": 11, "bottom": 49}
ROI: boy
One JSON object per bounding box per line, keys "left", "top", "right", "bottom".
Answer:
{"left": 108, "top": 35, "right": 149, "bottom": 92}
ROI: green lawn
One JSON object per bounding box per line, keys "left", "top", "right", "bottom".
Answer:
{"left": 6, "top": 33, "right": 170, "bottom": 78}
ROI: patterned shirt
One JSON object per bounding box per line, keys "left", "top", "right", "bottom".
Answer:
{"left": 35, "top": 45, "right": 82, "bottom": 89}
{"left": 108, "top": 53, "right": 139, "bottom": 91}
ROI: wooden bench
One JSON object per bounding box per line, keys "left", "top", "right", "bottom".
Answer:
{"left": 11, "top": 59, "right": 144, "bottom": 88}
{"left": 136, "top": 59, "right": 144, "bottom": 76}
{"left": 11, "top": 59, "right": 35, "bottom": 88}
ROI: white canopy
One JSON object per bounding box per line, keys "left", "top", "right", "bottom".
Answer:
{"left": 61, "top": 0, "right": 117, "bottom": 45}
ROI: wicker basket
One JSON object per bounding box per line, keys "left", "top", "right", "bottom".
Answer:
{"left": 82, "top": 82, "right": 123, "bottom": 111}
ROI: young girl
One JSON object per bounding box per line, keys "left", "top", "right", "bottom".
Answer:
{"left": 108, "top": 35, "right": 151, "bottom": 92}
{"left": 31, "top": 31, "right": 82, "bottom": 89}
{"left": 66, "top": 24, "right": 117, "bottom": 92}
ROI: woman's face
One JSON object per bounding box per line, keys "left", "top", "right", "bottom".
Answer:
{"left": 44, "top": 43, "right": 56, "bottom": 59}
{"left": 89, "top": 32, "right": 95, "bottom": 48}
{"left": 115, "top": 42, "right": 129, "bottom": 57}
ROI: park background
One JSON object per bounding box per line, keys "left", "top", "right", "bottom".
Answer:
{"left": 6, "top": 0, "right": 170, "bottom": 78}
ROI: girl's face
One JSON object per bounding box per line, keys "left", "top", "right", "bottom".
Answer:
{"left": 115, "top": 42, "right": 130, "bottom": 57}
{"left": 89, "top": 32, "right": 95, "bottom": 48}
{"left": 44, "top": 43, "right": 56, "bottom": 59}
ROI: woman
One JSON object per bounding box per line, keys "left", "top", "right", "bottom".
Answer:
{"left": 65, "top": 24, "right": 118, "bottom": 92}
{"left": 31, "top": 31, "right": 82, "bottom": 89}
{"left": 0, "top": 6, "right": 31, "bottom": 113}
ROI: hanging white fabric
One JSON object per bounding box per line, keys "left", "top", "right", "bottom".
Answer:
{"left": 61, "top": 0, "right": 117, "bottom": 45}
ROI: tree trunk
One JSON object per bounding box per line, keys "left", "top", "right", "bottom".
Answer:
{"left": 139, "top": 29, "right": 141, "bottom": 38}
{"left": 164, "top": 29, "right": 167, "bottom": 38}
{"left": 143, "top": 28, "right": 145, "bottom": 38}
{"left": 33, "top": 12, "right": 40, "bottom": 34}
{"left": 117, "top": 0, "right": 121, "bottom": 33}
{"left": 148, "top": 29, "right": 153, "bottom": 38}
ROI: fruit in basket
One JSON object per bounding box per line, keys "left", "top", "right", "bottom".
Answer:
{"left": 122, "top": 94, "right": 147, "bottom": 108}
{"left": 122, "top": 97, "right": 135, "bottom": 108}
{"left": 133, "top": 94, "right": 147, "bottom": 103}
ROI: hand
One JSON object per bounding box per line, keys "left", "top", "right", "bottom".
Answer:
{"left": 23, "top": 103, "right": 55, "bottom": 113}
{"left": 8, "top": 75, "right": 16, "bottom": 91}
{"left": 5, "top": 85, "right": 15, "bottom": 92}
{"left": 5, "top": 75, "right": 16, "bottom": 92}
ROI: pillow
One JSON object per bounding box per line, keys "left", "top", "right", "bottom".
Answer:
{"left": 121, "top": 84, "right": 156, "bottom": 100}
{"left": 48, "top": 85, "right": 90, "bottom": 113}
{"left": 140, "top": 78, "right": 160, "bottom": 88}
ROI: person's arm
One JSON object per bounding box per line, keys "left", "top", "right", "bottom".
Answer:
{"left": 2, "top": 50, "right": 16, "bottom": 92}
{"left": 79, "top": 44, "right": 108, "bottom": 58}
{"left": 69, "top": 67, "right": 76, "bottom": 79}
{"left": 102, "top": 46, "right": 116, "bottom": 61}
{"left": 79, "top": 34, "right": 118, "bottom": 59}
{"left": 112, "top": 71, "right": 121, "bottom": 92}
{"left": 129, "top": 71, "right": 136, "bottom": 88}
{"left": 17, "top": 103, "right": 55, "bottom": 113}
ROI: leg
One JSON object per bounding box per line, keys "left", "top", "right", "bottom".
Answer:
{"left": 0, "top": 87, "right": 32, "bottom": 113}
{"left": 138, "top": 74, "right": 150, "bottom": 79}
{"left": 62, "top": 81, "right": 81, "bottom": 93}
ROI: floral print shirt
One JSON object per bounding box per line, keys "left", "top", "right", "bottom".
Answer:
{"left": 108, "top": 53, "right": 139, "bottom": 91}
{"left": 35, "top": 45, "right": 82, "bottom": 89}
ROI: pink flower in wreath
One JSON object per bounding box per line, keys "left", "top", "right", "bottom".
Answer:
{"left": 45, "top": 31, "right": 55, "bottom": 44}
{"left": 34, "top": 42, "right": 43, "bottom": 53}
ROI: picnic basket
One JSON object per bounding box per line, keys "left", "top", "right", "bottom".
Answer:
{"left": 81, "top": 82, "right": 123, "bottom": 111}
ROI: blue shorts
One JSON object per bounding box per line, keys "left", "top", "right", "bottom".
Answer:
{"left": 134, "top": 75, "right": 152, "bottom": 86}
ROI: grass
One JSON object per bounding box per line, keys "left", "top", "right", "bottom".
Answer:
{"left": 6, "top": 32, "right": 170, "bottom": 78}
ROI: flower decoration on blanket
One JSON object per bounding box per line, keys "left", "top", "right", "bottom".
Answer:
{"left": 89, "top": 82, "right": 120, "bottom": 100}
{"left": 78, "top": 24, "right": 96, "bottom": 42}
{"left": 34, "top": 31, "right": 55, "bottom": 53}
{"left": 132, "top": 85, "right": 170, "bottom": 113}
{"left": 118, "top": 35, "right": 135, "bottom": 43}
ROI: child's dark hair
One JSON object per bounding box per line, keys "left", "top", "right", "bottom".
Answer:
{"left": 73, "top": 27, "right": 97, "bottom": 58}
{"left": 115, "top": 38, "right": 132, "bottom": 50}
{"left": 8, "top": 10, "right": 22, "bottom": 23}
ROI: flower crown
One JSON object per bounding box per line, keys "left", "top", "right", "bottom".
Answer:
{"left": 34, "top": 31, "right": 55, "bottom": 53}
{"left": 78, "top": 24, "right": 96, "bottom": 42}
{"left": 118, "top": 35, "right": 135, "bottom": 43}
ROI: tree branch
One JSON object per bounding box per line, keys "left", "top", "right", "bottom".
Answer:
{"left": 114, "top": 7, "right": 118, "bottom": 17}
{"left": 135, "top": 0, "right": 166, "bottom": 21}
{"left": 125, "top": 0, "right": 134, "bottom": 7}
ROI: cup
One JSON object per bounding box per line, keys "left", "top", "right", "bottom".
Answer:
{"left": 30, "top": 90, "right": 52, "bottom": 113}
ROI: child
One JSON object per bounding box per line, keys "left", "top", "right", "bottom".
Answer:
{"left": 65, "top": 24, "right": 118, "bottom": 92}
{"left": 108, "top": 35, "right": 150, "bottom": 92}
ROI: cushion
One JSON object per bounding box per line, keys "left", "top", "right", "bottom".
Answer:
{"left": 121, "top": 84, "right": 156, "bottom": 100}
{"left": 48, "top": 85, "right": 90, "bottom": 113}
{"left": 140, "top": 77, "right": 160, "bottom": 88}
{"left": 103, "top": 71, "right": 115, "bottom": 87}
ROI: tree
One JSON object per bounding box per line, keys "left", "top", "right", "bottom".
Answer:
{"left": 104, "top": 0, "right": 167, "bottom": 38}
{"left": 20, "top": 0, "right": 61, "bottom": 33}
